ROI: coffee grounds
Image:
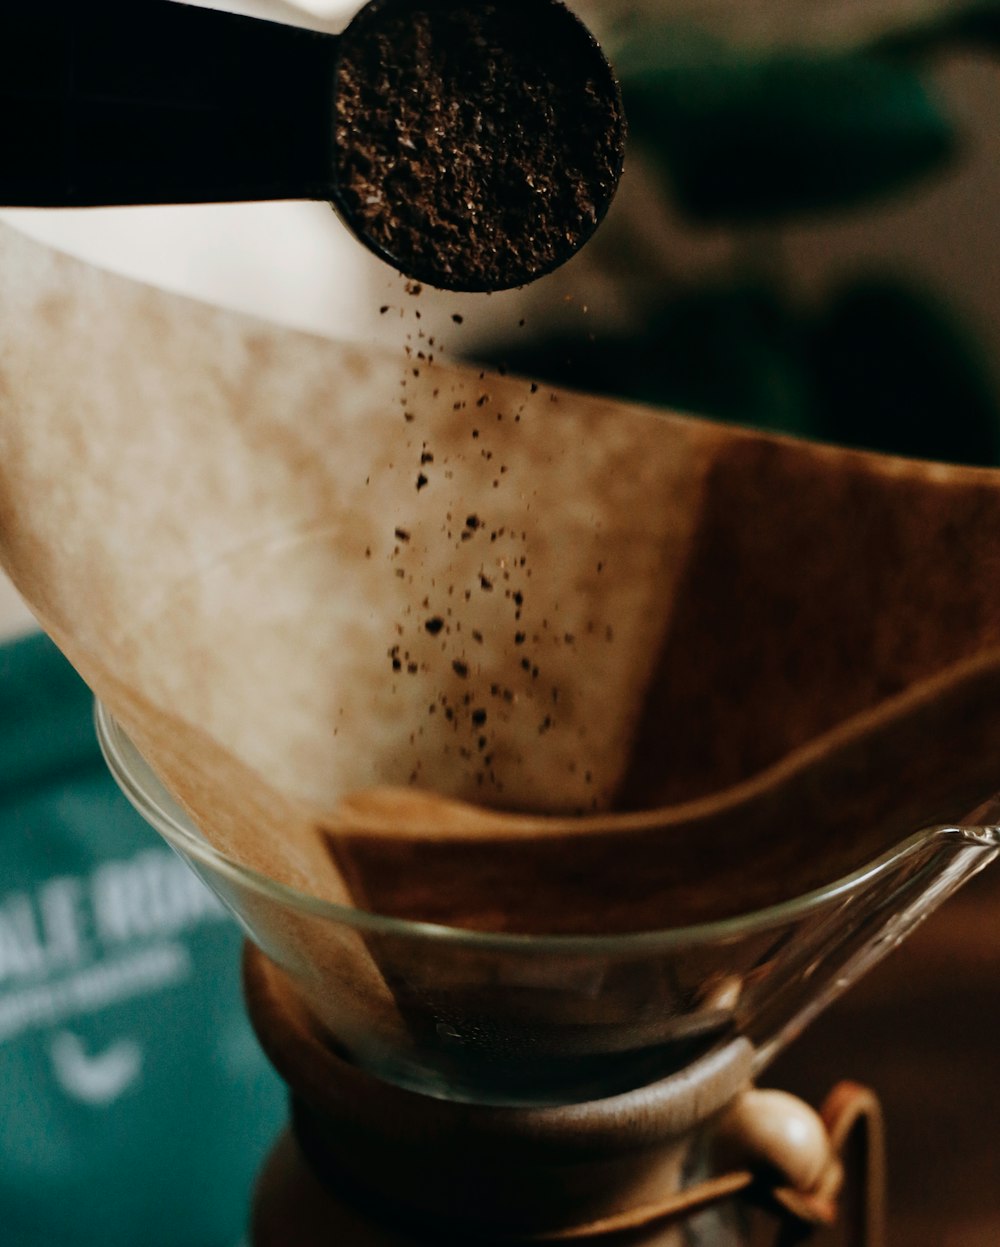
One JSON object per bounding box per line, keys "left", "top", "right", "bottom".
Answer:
{"left": 333, "top": 0, "right": 625, "bottom": 292}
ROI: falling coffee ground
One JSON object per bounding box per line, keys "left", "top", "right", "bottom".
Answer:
{"left": 333, "top": 0, "right": 626, "bottom": 292}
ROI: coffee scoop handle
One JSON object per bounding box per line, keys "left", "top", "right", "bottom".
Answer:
{"left": 0, "top": 0, "right": 339, "bottom": 207}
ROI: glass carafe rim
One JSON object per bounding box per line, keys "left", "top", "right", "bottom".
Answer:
{"left": 95, "top": 700, "right": 998, "bottom": 954}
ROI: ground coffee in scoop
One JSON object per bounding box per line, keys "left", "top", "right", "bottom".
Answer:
{"left": 333, "top": 0, "right": 626, "bottom": 291}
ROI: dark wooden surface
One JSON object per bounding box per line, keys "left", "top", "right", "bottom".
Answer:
{"left": 770, "top": 858, "right": 1000, "bottom": 1246}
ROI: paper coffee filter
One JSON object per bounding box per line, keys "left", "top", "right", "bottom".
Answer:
{"left": 0, "top": 221, "right": 711, "bottom": 881}
{"left": 3, "top": 220, "right": 1000, "bottom": 938}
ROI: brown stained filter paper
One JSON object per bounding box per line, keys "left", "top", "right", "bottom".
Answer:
{"left": 2, "top": 221, "right": 1000, "bottom": 938}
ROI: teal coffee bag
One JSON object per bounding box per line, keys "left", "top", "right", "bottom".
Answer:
{"left": 0, "top": 634, "right": 286, "bottom": 1247}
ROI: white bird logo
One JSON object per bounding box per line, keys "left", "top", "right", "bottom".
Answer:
{"left": 49, "top": 1032, "right": 143, "bottom": 1106}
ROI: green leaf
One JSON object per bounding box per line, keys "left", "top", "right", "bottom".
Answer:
{"left": 622, "top": 51, "right": 957, "bottom": 222}
{"left": 483, "top": 285, "right": 816, "bottom": 437}
{"left": 947, "top": 7, "right": 1000, "bottom": 48}
{"left": 808, "top": 278, "right": 1000, "bottom": 466}
{"left": 633, "top": 286, "right": 815, "bottom": 434}
{"left": 876, "top": 3, "right": 1000, "bottom": 54}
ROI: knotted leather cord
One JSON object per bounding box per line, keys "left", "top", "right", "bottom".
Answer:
{"left": 773, "top": 1083, "right": 886, "bottom": 1247}
{"left": 494, "top": 1082, "right": 886, "bottom": 1246}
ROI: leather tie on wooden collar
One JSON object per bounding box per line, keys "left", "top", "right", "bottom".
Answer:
{"left": 495, "top": 1082, "right": 886, "bottom": 1246}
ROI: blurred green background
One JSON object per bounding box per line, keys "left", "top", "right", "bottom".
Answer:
{"left": 483, "top": 1, "right": 1000, "bottom": 467}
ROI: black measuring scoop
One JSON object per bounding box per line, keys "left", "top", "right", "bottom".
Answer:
{"left": 0, "top": 0, "right": 626, "bottom": 292}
